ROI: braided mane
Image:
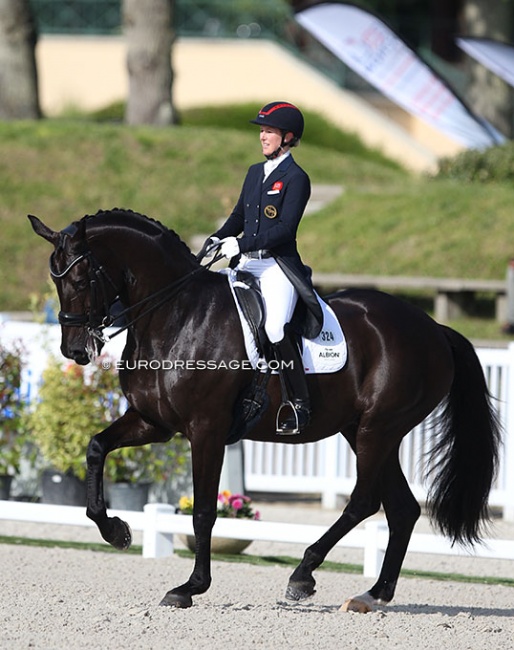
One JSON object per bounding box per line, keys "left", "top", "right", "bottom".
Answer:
{"left": 81, "top": 208, "right": 195, "bottom": 260}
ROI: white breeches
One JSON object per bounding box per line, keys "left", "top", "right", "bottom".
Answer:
{"left": 236, "top": 255, "right": 298, "bottom": 343}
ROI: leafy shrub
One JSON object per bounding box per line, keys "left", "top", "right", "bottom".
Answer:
{"left": 29, "top": 354, "right": 190, "bottom": 485}
{"left": 436, "top": 141, "right": 514, "bottom": 183}
{"left": 105, "top": 433, "right": 190, "bottom": 485}
{"left": 28, "top": 356, "right": 123, "bottom": 480}
{"left": 0, "top": 340, "right": 31, "bottom": 475}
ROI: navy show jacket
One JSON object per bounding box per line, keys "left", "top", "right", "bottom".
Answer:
{"left": 215, "top": 155, "right": 323, "bottom": 339}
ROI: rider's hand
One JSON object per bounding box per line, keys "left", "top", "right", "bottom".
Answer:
{"left": 220, "top": 237, "right": 240, "bottom": 259}
{"left": 204, "top": 236, "right": 220, "bottom": 258}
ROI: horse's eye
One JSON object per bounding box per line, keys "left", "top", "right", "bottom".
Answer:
{"left": 72, "top": 278, "right": 89, "bottom": 291}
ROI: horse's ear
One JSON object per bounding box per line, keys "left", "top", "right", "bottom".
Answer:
{"left": 28, "top": 214, "right": 59, "bottom": 245}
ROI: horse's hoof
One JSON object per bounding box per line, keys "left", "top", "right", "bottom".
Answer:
{"left": 104, "top": 516, "right": 132, "bottom": 551}
{"left": 159, "top": 590, "right": 193, "bottom": 608}
{"left": 339, "top": 593, "right": 375, "bottom": 613}
{"left": 285, "top": 581, "right": 316, "bottom": 601}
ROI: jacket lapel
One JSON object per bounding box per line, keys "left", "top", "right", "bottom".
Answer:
{"left": 263, "top": 155, "right": 293, "bottom": 191}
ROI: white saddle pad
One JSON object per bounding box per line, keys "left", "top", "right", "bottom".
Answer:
{"left": 222, "top": 269, "right": 347, "bottom": 374}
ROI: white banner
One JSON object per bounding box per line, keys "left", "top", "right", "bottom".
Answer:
{"left": 457, "top": 37, "right": 514, "bottom": 89}
{"left": 295, "top": 2, "right": 504, "bottom": 148}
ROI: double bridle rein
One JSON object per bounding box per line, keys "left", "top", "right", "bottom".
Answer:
{"left": 50, "top": 241, "right": 213, "bottom": 344}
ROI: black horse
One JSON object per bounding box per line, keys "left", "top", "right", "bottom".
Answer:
{"left": 29, "top": 209, "right": 500, "bottom": 612}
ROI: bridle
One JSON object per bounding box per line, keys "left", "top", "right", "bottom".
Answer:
{"left": 49, "top": 235, "right": 222, "bottom": 344}
{"left": 50, "top": 247, "right": 121, "bottom": 341}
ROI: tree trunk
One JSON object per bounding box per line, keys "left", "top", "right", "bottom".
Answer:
{"left": 462, "top": 0, "right": 514, "bottom": 138}
{"left": 123, "top": 0, "right": 176, "bottom": 125}
{"left": 0, "top": 0, "right": 41, "bottom": 119}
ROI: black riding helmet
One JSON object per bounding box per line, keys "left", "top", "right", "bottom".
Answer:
{"left": 250, "top": 101, "right": 305, "bottom": 159}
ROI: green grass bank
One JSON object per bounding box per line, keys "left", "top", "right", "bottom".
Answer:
{"left": 1, "top": 105, "right": 514, "bottom": 342}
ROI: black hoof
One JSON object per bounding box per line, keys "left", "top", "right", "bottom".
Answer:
{"left": 159, "top": 590, "right": 193, "bottom": 608}
{"left": 285, "top": 581, "right": 316, "bottom": 601}
{"left": 102, "top": 516, "right": 132, "bottom": 550}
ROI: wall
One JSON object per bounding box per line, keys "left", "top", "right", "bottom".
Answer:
{"left": 36, "top": 36, "right": 465, "bottom": 172}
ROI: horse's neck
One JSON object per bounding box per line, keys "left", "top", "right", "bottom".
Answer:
{"left": 90, "top": 222, "right": 198, "bottom": 306}
{"left": 128, "top": 248, "right": 195, "bottom": 286}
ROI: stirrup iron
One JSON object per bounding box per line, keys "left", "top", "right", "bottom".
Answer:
{"left": 276, "top": 400, "right": 301, "bottom": 435}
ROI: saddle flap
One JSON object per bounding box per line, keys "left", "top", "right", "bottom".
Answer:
{"left": 233, "top": 270, "right": 266, "bottom": 338}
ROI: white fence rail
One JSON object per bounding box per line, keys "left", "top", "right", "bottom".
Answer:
{"left": 2, "top": 501, "right": 513, "bottom": 576}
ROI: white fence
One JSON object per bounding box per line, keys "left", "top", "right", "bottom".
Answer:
{"left": 2, "top": 501, "right": 513, "bottom": 575}
{"left": 2, "top": 320, "right": 514, "bottom": 519}
{"left": 243, "top": 345, "right": 514, "bottom": 520}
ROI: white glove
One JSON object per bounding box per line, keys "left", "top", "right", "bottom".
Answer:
{"left": 204, "top": 236, "right": 220, "bottom": 258}
{"left": 220, "top": 237, "right": 240, "bottom": 259}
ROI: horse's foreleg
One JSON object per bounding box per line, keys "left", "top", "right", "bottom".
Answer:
{"left": 160, "top": 428, "right": 225, "bottom": 608}
{"left": 159, "top": 506, "right": 218, "bottom": 608}
{"left": 86, "top": 407, "right": 170, "bottom": 550}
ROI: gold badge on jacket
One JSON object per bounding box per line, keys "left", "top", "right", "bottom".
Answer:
{"left": 264, "top": 205, "right": 278, "bottom": 219}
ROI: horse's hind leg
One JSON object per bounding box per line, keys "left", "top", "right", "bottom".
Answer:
{"left": 86, "top": 407, "right": 171, "bottom": 550}
{"left": 341, "top": 450, "right": 420, "bottom": 612}
{"left": 286, "top": 431, "right": 385, "bottom": 602}
{"left": 286, "top": 421, "right": 416, "bottom": 608}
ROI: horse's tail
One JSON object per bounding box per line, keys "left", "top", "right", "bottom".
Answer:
{"left": 426, "top": 326, "right": 502, "bottom": 546}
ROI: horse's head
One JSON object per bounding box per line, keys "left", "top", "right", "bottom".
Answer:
{"left": 28, "top": 215, "right": 119, "bottom": 365}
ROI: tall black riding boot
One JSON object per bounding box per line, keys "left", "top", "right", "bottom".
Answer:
{"left": 273, "top": 333, "right": 311, "bottom": 434}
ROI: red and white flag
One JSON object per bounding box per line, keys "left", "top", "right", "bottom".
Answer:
{"left": 295, "top": 2, "right": 504, "bottom": 148}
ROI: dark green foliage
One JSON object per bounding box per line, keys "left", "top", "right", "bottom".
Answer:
{"left": 436, "top": 141, "right": 514, "bottom": 183}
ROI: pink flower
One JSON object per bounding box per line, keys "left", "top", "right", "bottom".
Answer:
{"left": 254, "top": 511, "right": 261, "bottom": 521}
{"left": 231, "top": 497, "right": 244, "bottom": 510}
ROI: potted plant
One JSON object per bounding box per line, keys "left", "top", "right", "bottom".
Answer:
{"left": 105, "top": 430, "right": 190, "bottom": 511}
{"left": 28, "top": 354, "right": 124, "bottom": 506}
{"left": 0, "top": 339, "right": 31, "bottom": 500}
{"left": 178, "top": 490, "right": 260, "bottom": 554}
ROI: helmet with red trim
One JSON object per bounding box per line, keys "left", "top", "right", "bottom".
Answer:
{"left": 250, "top": 101, "right": 304, "bottom": 141}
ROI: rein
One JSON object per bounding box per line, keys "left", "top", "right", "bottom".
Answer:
{"left": 104, "top": 265, "right": 207, "bottom": 341}
{"left": 50, "top": 241, "right": 223, "bottom": 343}
{"left": 102, "top": 247, "right": 224, "bottom": 340}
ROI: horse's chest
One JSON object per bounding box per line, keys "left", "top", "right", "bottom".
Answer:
{"left": 121, "top": 368, "right": 178, "bottom": 423}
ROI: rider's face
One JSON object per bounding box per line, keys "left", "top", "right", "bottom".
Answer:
{"left": 260, "top": 126, "right": 292, "bottom": 157}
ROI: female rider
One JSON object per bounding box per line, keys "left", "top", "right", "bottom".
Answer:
{"left": 205, "top": 101, "right": 322, "bottom": 433}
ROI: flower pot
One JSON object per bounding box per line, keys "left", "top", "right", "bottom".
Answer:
{"left": 181, "top": 534, "right": 252, "bottom": 555}
{"left": 107, "top": 481, "right": 151, "bottom": 511}
{"left": 0, "top": 474, "right": 13, "bottom": 500}
{"left": 41, "top": 469, "right": 86, "bottom": 506}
